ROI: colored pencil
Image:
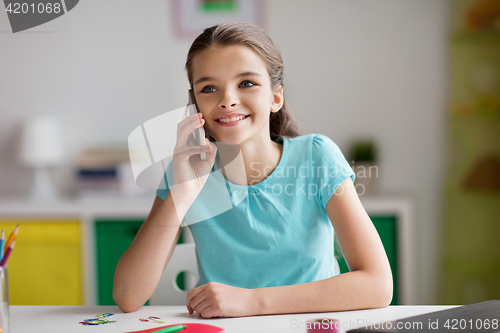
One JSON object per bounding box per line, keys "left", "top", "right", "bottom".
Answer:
{"left": 0, "top": 239, "right": 15, "bottom": 268}
{"left": 4, "top": 224, "right": 19, "bottom": 255}
{"left": 0, "top": 229, "right": 4, "bottom": 262}
{"left": 154, "top": 325, "right": 186, "bottom": 333}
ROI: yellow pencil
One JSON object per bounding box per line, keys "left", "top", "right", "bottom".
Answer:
{"left": 4, "top": 224, "right": 19, "bottom": 255}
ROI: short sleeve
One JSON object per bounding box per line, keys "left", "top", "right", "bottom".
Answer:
{"left": 312, "top": 134, "right": 355, "bottom": 210}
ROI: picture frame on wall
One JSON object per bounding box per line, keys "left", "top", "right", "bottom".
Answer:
{"left": 173, "top": 0, "right": 265, "bottom": 38}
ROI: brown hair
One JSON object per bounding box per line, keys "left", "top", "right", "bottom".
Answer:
{"left": 185, "top": 22, "right": 300, "bottom": 141}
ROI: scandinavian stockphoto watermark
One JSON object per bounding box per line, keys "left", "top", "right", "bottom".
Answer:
{"left": 247, "top": 161, "right": 378, "bottom": 197}
{"left": 127, "top": 105, "right": 379, "bottom": 225}
{"left": 3, "top": 0, "right": 79, "bottom": 33}
{"left": 290, "top": 318, "right": 499, "bottom": 331}
{"left": 290, "top": 318, "right": 424, "bottom": 331}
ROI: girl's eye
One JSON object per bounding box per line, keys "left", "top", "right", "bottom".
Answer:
{"left": 201, "top": 86, "right": 216, "bottom": 93}
{"left": 240, "top": 80, "right": 255, "bottom": 88}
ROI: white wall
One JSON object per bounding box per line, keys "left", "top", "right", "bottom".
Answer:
{"left": 0, "top": 0, "right": 450, "bottom": 304}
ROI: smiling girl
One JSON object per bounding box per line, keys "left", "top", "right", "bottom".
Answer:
{"left": 113, "top": 22, "right": 393, "bottom": 318}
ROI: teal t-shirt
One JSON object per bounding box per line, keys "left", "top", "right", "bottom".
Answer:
{"left": 156, "top": 133, "right": 355, "bottom": 289}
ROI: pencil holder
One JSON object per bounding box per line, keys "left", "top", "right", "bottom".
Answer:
{"left": 0, "top": 265, "right": 9, "bottom": 333}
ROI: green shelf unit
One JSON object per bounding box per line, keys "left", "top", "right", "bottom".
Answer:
{"left": 440, "top": 0, "right": 500, "bottom": 305}
{"left": 336, "top": 216, "right": 398, "bottom": 305}
{"left": 95, "top": 220, "right": 185, "bottom": 306}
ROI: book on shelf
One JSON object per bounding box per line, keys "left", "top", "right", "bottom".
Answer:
{"left": 75, "top": 144, "right": 154, "bottom": 200}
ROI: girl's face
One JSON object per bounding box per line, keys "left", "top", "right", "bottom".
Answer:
{"left": 191, "top": 45, "right": 283, "bottom": 145}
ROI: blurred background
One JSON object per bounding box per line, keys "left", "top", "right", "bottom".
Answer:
{"left": 0, "top": 0, "right": 498, "bottom": 307}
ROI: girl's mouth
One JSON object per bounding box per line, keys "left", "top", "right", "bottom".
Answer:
{"left": 215, "top": 115, "right": 250, "bottom": 127}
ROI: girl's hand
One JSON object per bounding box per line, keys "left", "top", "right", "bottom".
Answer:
{"left": 172, "top": 113, "right": 217, "bottom": 201}
{"left": 186, "top": 282, "right": 259, "bottom": 318}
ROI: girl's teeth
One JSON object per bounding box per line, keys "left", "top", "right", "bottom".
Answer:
{"left": 219, "top": 115, "right": 246, "bottom": 123}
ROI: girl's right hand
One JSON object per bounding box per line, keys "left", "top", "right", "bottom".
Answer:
{"left": 171, "top": 113, "right": 217, "bottom": 202}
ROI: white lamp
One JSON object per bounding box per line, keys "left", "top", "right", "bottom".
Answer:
{"left": 20, "top": 116, "right": 65, "bottom": 200}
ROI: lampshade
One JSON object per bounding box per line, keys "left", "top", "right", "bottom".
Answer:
{"left": 21, "top": 116, "right": 65, "bottom": 167}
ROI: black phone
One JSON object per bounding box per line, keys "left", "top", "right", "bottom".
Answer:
{"left": 187, "top": 89, "right": 207, "bottom": 160}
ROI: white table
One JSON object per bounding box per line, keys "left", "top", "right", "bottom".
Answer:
{"left": 9, "top": 305, "right": 455, "bottom": 333}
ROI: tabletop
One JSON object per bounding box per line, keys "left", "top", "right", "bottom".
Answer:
{"left": 9, "top": 305, "right": 456, "bottom": 333}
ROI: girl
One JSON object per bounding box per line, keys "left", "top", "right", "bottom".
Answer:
{"left": 113, "top": 22, "right": 392, "bottom": 318}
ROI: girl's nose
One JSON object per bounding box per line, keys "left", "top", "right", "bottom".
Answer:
{"left": 218, "top": 89, "right": 239, "bottom": 109}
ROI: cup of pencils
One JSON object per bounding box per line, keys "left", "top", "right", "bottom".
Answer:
{"left": 0, "top": 225, "right": 19, "bottom": 333}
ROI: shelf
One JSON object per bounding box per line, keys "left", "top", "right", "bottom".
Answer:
{"left": 451, "top": 30, "right": 500, "bottom": 44}
{"left": 0, "top": 195, "right": 155, "bottom": 218}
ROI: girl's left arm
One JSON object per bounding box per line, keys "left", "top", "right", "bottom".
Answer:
{"left": 186, "top": 177, "right": 393, "bottom": 318}
{"left": 252, "top": 176, "right": 393, "bottom": 315}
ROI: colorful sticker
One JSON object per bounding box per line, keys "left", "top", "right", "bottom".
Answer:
{"left": 139, "top": 316, "right": 166, "bottom": 324}
{"left": 79, "top": 313, "right": 116, "bottom": 325}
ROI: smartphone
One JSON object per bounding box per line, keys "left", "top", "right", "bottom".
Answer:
{"left": 187, "top": 89, "right": 207, "bottom": 160}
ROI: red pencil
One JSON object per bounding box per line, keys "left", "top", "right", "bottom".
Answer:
{"left": 0, "top": 239, "right": 15, "bottom": 268}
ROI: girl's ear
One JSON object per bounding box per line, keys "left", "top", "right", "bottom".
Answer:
{"left": 271, "top": 86, "right": 284, "bottom": 113}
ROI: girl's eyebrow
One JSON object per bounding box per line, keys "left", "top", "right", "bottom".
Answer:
{"left": 194, "top": 76, "right": 215, "bottom": 86}
{"left": 194, "top": 71, "right": 261, "bottom": 86}
{"left": 236, "top": 71, "right": 261, "bottom": 78}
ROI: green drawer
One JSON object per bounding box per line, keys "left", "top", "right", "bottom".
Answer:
{"left": 95, "top": 220, "right": 185, "bottom": 306}
{"left": 335, "top": 216, "right": 398, "bottom": 305}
